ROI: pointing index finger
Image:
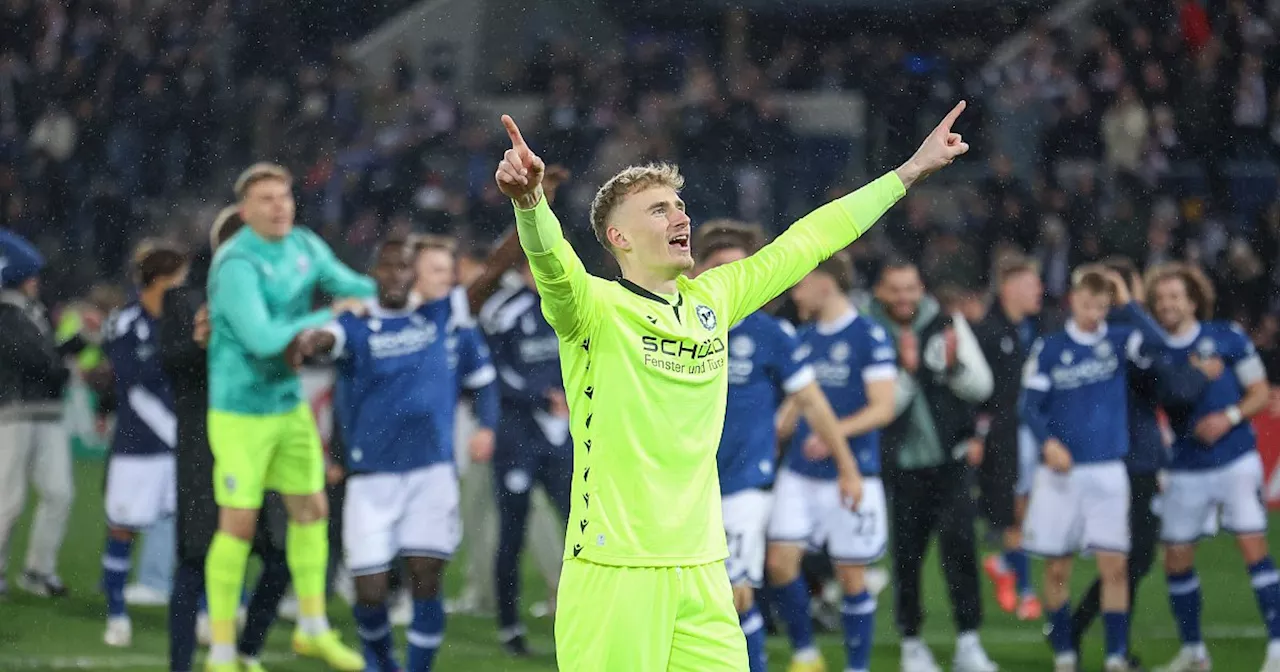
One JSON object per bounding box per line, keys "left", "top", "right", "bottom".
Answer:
{"left": 501, "top": 114, "right": 527, "bottom": 150}
{"left": 939, "top": 100, "right": 966, "bottom": 132}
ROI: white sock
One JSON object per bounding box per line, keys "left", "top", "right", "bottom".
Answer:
{"left": 1267, "top": 639, "right": 1280, "bottom": 659}
{"left": 902, "top": 637, "right": 926, "bottom": 654}
{"left": 956, "top": 630, "right": 980, "bottom": 651}
{"left": 299, "top": 615, "right": 329, "bottom": 636}
{"left": 208, "top": 643, "right": 237, "bottom": 664}
{"left": 793, "top": 647, "right": 820, "bottom": 662}
{"left": 1105, "top": 654, "right": 1125, "bottom": 666}
{"left": 1054, "top": 652, "right": 1077, "bottom": 665}
{"left": 1184, "top": 642, "right": 1208, "bottom": 659}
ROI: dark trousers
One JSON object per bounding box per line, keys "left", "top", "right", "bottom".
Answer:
{"left": 493, "top": 422, "right": 572, "bottom": 634}
{"left": 1071, "top": 469, "right": 1160, "bottom": 648}
{"left": 887, "top": 460, "right": 983, "bottom": 637}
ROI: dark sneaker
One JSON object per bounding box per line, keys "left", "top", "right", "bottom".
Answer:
{"left": 17, "top": 571, "right": 67, "bottom": 598}
{"left": 501, "top": 634, "right": 532, "bottom": 657}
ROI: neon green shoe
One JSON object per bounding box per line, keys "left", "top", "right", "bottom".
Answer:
{"left": 292, "top": 629, "right": 364, "bottom": 671}
{"left": 239, "top": 660, "right": 268, "bottom": 672}
{"left": 204, "top": 661, "right": 241, "bottom": 672}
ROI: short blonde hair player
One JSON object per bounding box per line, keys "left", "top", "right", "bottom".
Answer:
{"left": 494, "top": 102, "right": 969, "bottom": 671}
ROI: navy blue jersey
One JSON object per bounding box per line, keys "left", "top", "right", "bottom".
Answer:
{"left": 1143, "top": 321, "right": 1265, "bottom": 471}
{"left": 480, "top": 284, "right": 569, "bottom": 448}
{"left": 104, "top": 303, "right": 177, "bottom": 456}
{"left": 328, "top": 298, "right": 497, "bottom": 474}
{"left": 785, "top": 310, "right": 896, "bottom": 479}
{"left": 1020, "top": 320, "right": 1147, "bottom": 464}
{"left": 718, "top": 312, "right": 814, "bottom": 496}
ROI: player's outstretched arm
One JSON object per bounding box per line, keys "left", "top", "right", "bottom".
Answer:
{"left": 701, "top": 102, "right": 971, "bottom": 326}
{"left": 305, "top": 229, "right": 376, "bottom": 300}
{"left": 212, "top": 259, "right": 337, "bottom": 357}
{"left": 495, "top": 115, "right": 599, "bottom": 341}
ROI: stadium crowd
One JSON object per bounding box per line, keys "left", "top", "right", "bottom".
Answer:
{"left": 2, "top": 1, "right": 1280, "bottom": 672}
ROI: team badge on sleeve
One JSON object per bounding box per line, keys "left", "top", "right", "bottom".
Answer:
{"left": 696, "top": 304, "right": 717, "bottom": 331}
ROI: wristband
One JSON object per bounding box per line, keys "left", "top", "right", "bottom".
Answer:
{"left": 1225, "top": 405, "right": 1243, "bottom": 427}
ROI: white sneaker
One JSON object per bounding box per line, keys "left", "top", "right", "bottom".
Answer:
{"left": 1105, "top": 657, "right": 1134, "bottom": 672}
{"left": 123, "top": 583, "right": 169, "bottom": 606}
{"left": 1158, "top": 647, "right": 1212, "bottom": 672}
{"left": 196, "top": 611, "right": 211, "bottom": 647}
{"left": 900, "top": 638, "right": 943, "bottom": 672}
{"left": 1054, "top": 653, "right": 1078, "bottom": 672}
{"left": 953, "top": 636, "right": 998, "bottom": 672}
{"left": 389, "top": 590, "right": 412, "bottom": 626}
{"left": 1260, "top": 654, "right": 1280, "bottom": 672}
{"left": 276, "top": 592, "right": 298, "bottom": 621}
{"left": 103, "top": 616, "right": 132, "bottom": 647}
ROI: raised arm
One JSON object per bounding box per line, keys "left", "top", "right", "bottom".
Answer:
{"left": 496, "top": 115, "right": 601, "bottom": 342}
{"left": 308, "top": 229, "right": 376, "bottom": 299}
{"left": 700, "top": 102, "right": 971, "bottom": 325}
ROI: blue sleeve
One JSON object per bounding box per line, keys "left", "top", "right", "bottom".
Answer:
{"left": 468, "top": 381, "right": 500, "bottom": 430}
{"left": 1114, "top": 303, "right": 1167, "bottom": 355}
{"left": 1019, "top": 338, "right": 1053, "bottom": 446}
{"left": 769, "top": 319, "right": 814, "bottom": 395}
{"left": 1150, "top": 354, "right": 1211, "bottom": 409}
{"left": 489, "top": 330, "right": 549, "bottom": 409}
{"left": 458, "top": 327, "right": 497, "bottom": 390}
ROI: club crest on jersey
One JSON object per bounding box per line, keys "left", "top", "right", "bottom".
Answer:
{"left": 1196, "top": 338, "right": 1217, "bottom": 358}
{"left": 696, "top": 304, "right": 717, "bottom": 331}
{"left": 1094, "top": 341, "right": 1113, "bottom": 359}
{"left": 829, "top": 341, "right": 851, "bottom": 362}
{"left": 731, "top": 334, "right": 755, "bottom": 358}
{"left": 1060, "top": 350, "right": 1074, "bottom": 365}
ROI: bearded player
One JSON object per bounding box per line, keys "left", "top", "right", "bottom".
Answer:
{"left": 493, "top": 102, "right": 969, "bottom": 670}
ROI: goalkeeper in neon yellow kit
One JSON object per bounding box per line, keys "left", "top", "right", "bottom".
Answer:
{"left": 493, "top": 102, "right": 971, "bottom": 671}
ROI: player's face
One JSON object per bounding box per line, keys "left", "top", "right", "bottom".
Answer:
{"left": 692, "top": 246, "right": 746, "bottom": 277}
{"left": 1069, "top": 288, "right": 1110, "bottom": 332}
{"left": 414, "top": 248, "right": 454, "bottom": 302}
{"left": 612, "top": 186, "right": 693, "bottom": 277}
{"left": 1152, "top": 277, "right": 1195, "bottom": 332}
{"left": 374, "top": 244, "right": 415, "bottom": 309}
{"left": 239, "top": 178, "right": 295, "bottom": 240}
{"left": 1006, "top": 271, "right": 1043, "bottom": 315}
{"left": 876, "top": 268, "right": 924, "bottom": 324}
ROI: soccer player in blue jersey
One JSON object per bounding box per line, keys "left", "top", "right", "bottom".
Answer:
{"left": 762, "top": 251, "right": 897, "bottom": 672}
{"left": 691, "top": 222, "right": 859, "bottom": 672}
{"left": 1140, "top": 263, "right": 1279, "bottom": 672}
{"left": 99, "top": 243, "right": 188, "bottom": 648}
{"left": 1020, "top": 268, "right": 1165, "bottom": 672}
{"left": 294, "top": 238, "right": 500, "bottom": 672}
{"left": 478, "top": 257, "right": 572, "bottom": 656}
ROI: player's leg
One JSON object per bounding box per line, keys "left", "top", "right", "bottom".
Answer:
{"left": 980, "top": 436, "right": 1028, "bottom": 616}
{"left": 722, "top": 489, "right": 770, "bottom": 672}
{"left": 935, "top": 464, "right": 996, "bottom": 672}
{"left": 1219, "top": 453, "right": 1280, "bottom": 667}
{"left": 0, "top": 419, "right": 35, "bottom": 592}
{"left": 890, "top": 467, "right": 944, "bottom": 672}
{"left": 102, "top": 453, "right": 173, "bottom": 646}
{"left": 271, "top": 403, "right": 362, "bottom": 669}
{"left": 206, "top": 410, "right": 272, "bottom": 669}
{"left": 400, "top": 462, "right": 463, "bottom": 672}
{"left": 828, "top": 477, "right": 890, "bottom": 672}
{"left": 764, "top": 469, "right": 823, "bottom": 670}
{"left": 667, "top": 561, "right": 750, "bottom": 672}
{"left": 1023, "top": 465, "right": 1081, "bottom": 671}
{"left": 492, "top": 444, "right": 535, "bottom": 653}
{"left": 237, "top": 541, "right": 290, "bottom": 670}
{"left": 21, "top": 419, "right": 73, "bottom": 595}
{"left": 1159, "top": 469, "right": 1215, "bottom": 671}
{"left": 1009, "top": 426, "right": 1040, "bottom": 618}
{"left": 1082, "top": 462, "right": 1132, "bottom": 669}
{"left": 555, "top": 561, "right": 681, "bottom": 671}
{"left": 169, "top": 555, "right": 205, "bottom": 672}
{"left": 343, "top": 470, "right": 402, "bottom": 672}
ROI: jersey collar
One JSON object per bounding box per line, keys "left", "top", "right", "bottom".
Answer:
{"left": 1164, "top": 321, "right": 1203, "bottom": 349}
{"left": 617, "top": 278, "right": 682, "bottom": 307}
{"left": 1065, "top": 319, "right": 1107, "bottom": 345}
{"left": 816, "top": 307, "right": 858, "bottom": 336}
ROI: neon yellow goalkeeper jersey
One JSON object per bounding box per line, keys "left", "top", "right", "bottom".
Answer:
{"left": 516, "top": 172, "right": 905, "bottom": 567}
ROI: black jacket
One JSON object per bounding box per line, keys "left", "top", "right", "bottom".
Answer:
{"left": 0, "top": 290, "right": 69, "bottom": 421}
{"left": 972, "top": 306, "right": 1037, "bottom": 456}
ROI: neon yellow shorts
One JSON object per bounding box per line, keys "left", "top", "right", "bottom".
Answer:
{"left": 554, "top": 559, "right": 747, "bottom": 671}
{"left": 208, "top": 403, "right": 324, "bottom": 509}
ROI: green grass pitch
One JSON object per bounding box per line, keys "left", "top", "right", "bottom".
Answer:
{"left": 0, "top": 459, "right": 1275, "bottom": 670}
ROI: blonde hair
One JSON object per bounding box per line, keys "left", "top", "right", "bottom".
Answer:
{"left": 589, "top": 163, "right": 685, "bottom": 250}
{"left": 233, "top": 162, "right": 292, "bottom": 201}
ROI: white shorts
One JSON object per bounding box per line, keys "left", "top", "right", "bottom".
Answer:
{"left": 722, "top": 489, "right": 771, "bottom": 587}
{"left": 1022, "top": 461, "right": 1130, "bottom": 557}
{"left": 1015, "top": 426, "right": 1038, "bottom": 497}
{"left": 1159, "top": 451, "right": 1268, "bottom": 544}
{"left": 343, "top": 462, "right": 461, "bottom": 576}
{"left": 105, "top": 453, "right": 176, "bottom": 530}
{"left": 767, "top": 468, "right": 887, "bottom": 565}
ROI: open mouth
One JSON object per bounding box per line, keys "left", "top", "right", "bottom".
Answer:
{"left": 668, "top": 233, "right": 690, "bottom": 253}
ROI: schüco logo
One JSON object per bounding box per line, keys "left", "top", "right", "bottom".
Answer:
{"left": 640, "top": 336, "right": 726, "bottom": 360}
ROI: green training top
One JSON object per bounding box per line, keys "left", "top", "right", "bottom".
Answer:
{"left": 514, "top": 171, "right": 905, "bottom": 568}
{"left": 207, "top": 226, "right": 374, "bottom": 415}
